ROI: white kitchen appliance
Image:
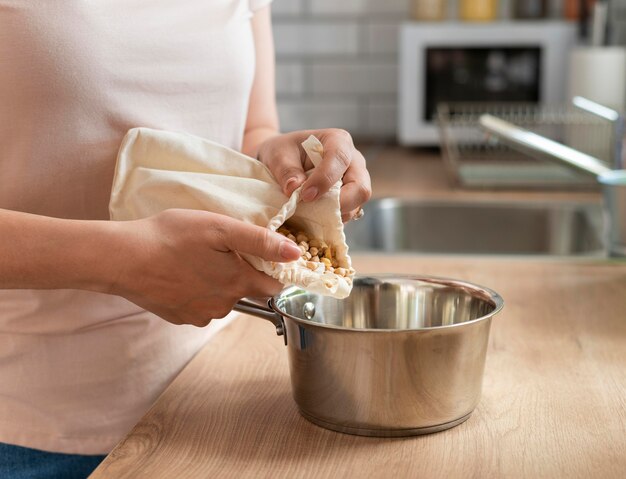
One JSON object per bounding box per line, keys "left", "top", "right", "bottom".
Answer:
{"left": 399, "top": 22, "right": 577, "bottom": 145}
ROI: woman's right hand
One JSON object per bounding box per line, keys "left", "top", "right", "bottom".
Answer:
{"left": 107, "top": 209, "right": 301, "bottom": 327}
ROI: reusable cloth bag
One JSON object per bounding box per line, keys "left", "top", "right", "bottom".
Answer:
{"left": 109, "top": 127, "right": 354, "bottom": 298}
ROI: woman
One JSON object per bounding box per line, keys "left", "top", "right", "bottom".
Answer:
{"left": 0, "top": 1, "right": 371, "bottom": 477}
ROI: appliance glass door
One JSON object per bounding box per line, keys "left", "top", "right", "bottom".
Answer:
{"left": 424, "top": 47, "right": 542, "bottom": 121}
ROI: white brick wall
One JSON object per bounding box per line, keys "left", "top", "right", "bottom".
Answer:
{"left": 271, "top": 0, "right": 411, "bottom": 139}
{"left": 269, "top": 0, "right": 548, "bottom": 139}
{"left": 309, "top": 62, "right": 397, "bottom": 95}
{"left": 275, "top": 63, "right": 305, "bottom": 95}
{"left": 277, "top": 100, "right": 362, "bottom": 131}
{"left": 273, "top": 22, "right": 360, "bottom": 56}
{"left": 309, "top": 0, "right": 410, "bottom": 16}
{"left": 367, "top": 100, "right": 398, "bottom": 136}
{"left": 363, "top": 22, "right": 400, "bottom": 55}
{"left": 271, "top": 0, "right": 305, "bottom": 16}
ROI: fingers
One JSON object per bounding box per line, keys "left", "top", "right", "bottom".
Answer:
{"left": 339, "top": 150, "right": 372, "bottom": 215}
{"left": 342, "top": 208, "right": 359, "bottom": 223}
{"left": 243, "top": 269, "right": 284, "bottom": 297}
{"left": 300, "top": 130, "right": 372, "bottom": 215}
{"left": 272, "top": 154, "right": 308, "bottom": 196}
{"left": 301, "top": 129, "right": 354, "bottom": 202}
{"left": 257, "top": 130, "right": 371, "bottom": 210}
{"left": 212, "top": 217, "right": 301, "bottom": 262}
{"left": 259, "top": 138, "right": 308, "bottom": 196}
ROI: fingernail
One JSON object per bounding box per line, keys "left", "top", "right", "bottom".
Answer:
{"left": 284, "top": 177, "right": 299, "bottom": 194}
{"left": 302, "top": 187, "right": 319, "bottom": 202}
{"left": 279, "top": 240, "right": 301, "bottom": 260}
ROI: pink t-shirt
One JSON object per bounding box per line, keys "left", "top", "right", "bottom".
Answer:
{"left": 0, "top": 0, "right": 271, "bottom": 454}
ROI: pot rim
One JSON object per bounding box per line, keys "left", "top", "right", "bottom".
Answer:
{"left": 270, "top": 274, "right": 504, "bottom": 333}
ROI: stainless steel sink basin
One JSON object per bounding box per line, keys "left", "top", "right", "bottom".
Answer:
{"left": 344, "top": 199, "right": 604, "bottom": 256}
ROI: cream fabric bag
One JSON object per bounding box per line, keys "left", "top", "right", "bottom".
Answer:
{"left": 109, "top": 127, "right": 354, "bottom": 298}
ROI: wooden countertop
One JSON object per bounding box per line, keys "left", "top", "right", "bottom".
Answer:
{"left": 91, "top": 255, "right": 626, "bottom": 479}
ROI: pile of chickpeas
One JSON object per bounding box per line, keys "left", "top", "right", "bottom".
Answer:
{"left": 277, "top": 225, "right": 354, "bottom": 279}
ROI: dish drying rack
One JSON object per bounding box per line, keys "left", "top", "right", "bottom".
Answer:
{"left": 437, "top": 98, "right": 624, "bottom": 189}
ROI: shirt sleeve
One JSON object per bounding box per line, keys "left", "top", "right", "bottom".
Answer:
{"left": 249, "top": 0, "right": 273, "bottom": 12}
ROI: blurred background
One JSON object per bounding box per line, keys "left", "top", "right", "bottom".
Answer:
{"left": 271, "top": 1, "right": 626, "bottom": 257}
{"left": 271, "top": 0, "right": 626, "bottom": 144}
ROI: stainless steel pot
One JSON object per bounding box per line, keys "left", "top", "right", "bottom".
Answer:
{"left": 234, "top": 275, "right": 504, "bottom": 437}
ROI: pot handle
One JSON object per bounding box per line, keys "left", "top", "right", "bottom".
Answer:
{"left": 233, "top": 298, "right": 287, "bottom": 345}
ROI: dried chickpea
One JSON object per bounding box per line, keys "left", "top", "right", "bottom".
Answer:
{"left": 277, "top": 223, "right": 354, "bottom": 280}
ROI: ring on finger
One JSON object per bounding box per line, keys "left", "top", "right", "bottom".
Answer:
{"left": 352, "top": 207, "right": 365, "bottom": 221}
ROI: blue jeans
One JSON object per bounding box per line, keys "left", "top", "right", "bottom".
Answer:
{"left": 0, "top": 442, "right": 105, "bottom": 479}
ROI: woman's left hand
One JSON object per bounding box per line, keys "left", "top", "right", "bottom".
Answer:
{"left": 257, "top": 129, "right": 372, "bottom": 222}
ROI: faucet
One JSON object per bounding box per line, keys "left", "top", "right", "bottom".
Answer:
{"left": 479, "top": 97, "right": 624, "bottom": 175}
{"left": 479, "top": 97, "right": 626, "bottom": 258}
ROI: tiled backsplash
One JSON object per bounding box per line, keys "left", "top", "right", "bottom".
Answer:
{"left": 271, "top": 0, "right": 524, "bottom": 139}
{"left": 271, "top": 0, "right": 626, "bottom": 140}
{"left": 272, "top": 0, "right": 407, "bottom": 138}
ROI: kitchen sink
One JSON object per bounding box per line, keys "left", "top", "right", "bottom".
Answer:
{"left": 344, "top": 198, "right": 604, "bottom": 256}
